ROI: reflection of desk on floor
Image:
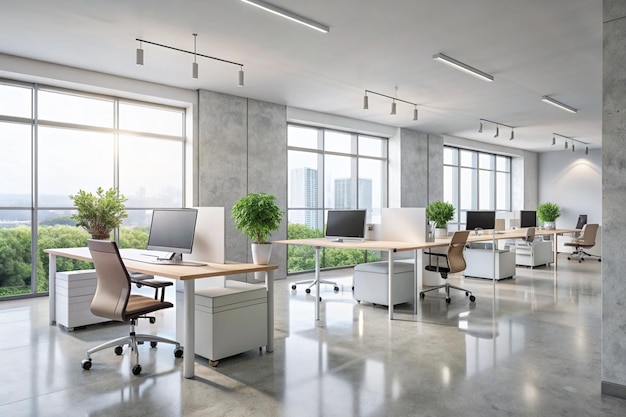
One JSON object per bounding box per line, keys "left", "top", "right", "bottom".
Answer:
{"left": 44, "top": 247, "right": 277, "bottom": 379}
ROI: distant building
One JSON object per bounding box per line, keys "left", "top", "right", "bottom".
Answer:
{"left": 334, "top": 178, "right": 372, "bottom": 211}
{"left": 289, "top": 167, "right": 319, "bottom": 229}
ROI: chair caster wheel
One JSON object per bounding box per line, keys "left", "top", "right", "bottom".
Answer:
{"left": 319, "top": 297, "right": 322, "bottom": 302}
{"left": 567, "top": 257, "right": 571, "bottom": 260}
{"left": 445, "top": 298, "right": 451, "bottom": 304}
{"left": 114, "top": 346, "right": 123, "bottom": 355}
{"left": 305, "top": 288, "right": 311, "bottom": 294}
{"left": 150, "top": 341, "right": 158, "bottom": 348}
{"left": 333, "top": 286, "right": 339, "bottom": 292}
{"left": 291, "top": 284, "right": 297, "bottom": 290}
{"left": 465, "top": 291, "right": 470, "bottom": 296}
{"left": 81, "top": 359, "right": 92, "bottom": 370}
{"left": 598, "top": 259, "right": 601, "bottom": 262}
{"left": 419, "top": 292, "right": 425, "bottom": 299}
{"left": 132, "top": 364, "right": 142, "bottom": 375}
{"left": 351, "top": 286, "right": 354, "bottom": 291}
{"left": 174, "top": 348, "right": 184, "bottom": 358}
{"left": 469, "top": 295, "right": 476, "bottom": 302}
{"left": 149, "top": 317, "right": 156, "bottom": 324}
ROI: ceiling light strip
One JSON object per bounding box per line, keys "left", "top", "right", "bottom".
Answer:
{"left": 541, "top": 96, "right": 577, "bottom": 114}
{"left": 241, "top": 0, "right": 329, "bottom": 33}
{"left": 432, "top": 53, "right": 494, "bottom": 82}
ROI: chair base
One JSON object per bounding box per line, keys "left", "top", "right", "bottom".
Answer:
{"left": 567, "top": 249, "right": 601, "bottom": 263}
{"left": 291, "top": 278, "right": 339, "bottom": 295}
{"left": 81, "top": 319, "right": 182, "bottom": 375}
{"left": 420, "top": 282, "right": 476, "bottom": 304}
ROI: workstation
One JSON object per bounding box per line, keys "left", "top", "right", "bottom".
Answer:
{"left": 0, "top": 1, "right": 624, "bottom": 416}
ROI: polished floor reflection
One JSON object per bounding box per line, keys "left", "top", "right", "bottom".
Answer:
{"left": 1, "top": 254, "right": 625, "bottom": 416}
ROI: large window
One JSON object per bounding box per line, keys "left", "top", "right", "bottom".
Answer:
{"left": 443, "top": 146, "right": 511, "bottom": 231}
{"left": 0, "top": 81, "right": 186, "bottom": 298}
{"left": 287, "top": 124, "right": 387, "bottom": 273}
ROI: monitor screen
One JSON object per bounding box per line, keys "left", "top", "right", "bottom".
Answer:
{"left": 520, "top": 210, "right": 537, "bottom": 228}
{"left": 325, "top": 210, "right": 367, "bottom": 240}
{"left": 147, "top": 209, "right": 198, "bottom": 256}
{"left": 575, "top": 214, "right": 588, "bottom": 229}
{"left": 465, "top": 210, "right": 496, "bottom": 231}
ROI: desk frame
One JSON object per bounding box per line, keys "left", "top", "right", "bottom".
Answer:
{"left": 45, "top": 247, "right": 277, "bottom": 379}
{"left": 276, "top": 228, "right": 576, "bottom": 321}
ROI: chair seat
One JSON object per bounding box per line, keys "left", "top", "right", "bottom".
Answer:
{"left": 564, "top": 241, "right": 593, "bottom": 248}
{"left": 124, "top": 295, "right": 173, "bottom": 320}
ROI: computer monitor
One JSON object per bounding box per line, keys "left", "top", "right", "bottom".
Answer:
{"left": 325, "top": 210, "right": 367, "bottom": 241}
{"left": 147, "top": 208, "right": 198, "bottom": 262}
{"left": 575, "top": 214, "right": 588, "bottom": 229}
{"left": 520, "top": 210, "right": 537, "bottom": 228}
{"left": 465, "top": 210, "right": 496, "bottom": 231}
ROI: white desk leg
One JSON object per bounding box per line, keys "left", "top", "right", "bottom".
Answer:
{"left": 552, "top": 232, "right": 558, "bottom": 268}
{"left": 266, "top": 269, "right": 274, "bottom": 352}
{"left": 49, "top": 254, "right": 57, "bottom": 325}
{"left": 388, "top": 250, "right": 395, "bottom": 320}
{"left": 413, "top": 249, "right": 422, "bottom": 315}
{"left": 183, "top": 279, "right": 195, "bottom": 379}
{"left": 315, "top": 246, "right": 321, "bottom": 321}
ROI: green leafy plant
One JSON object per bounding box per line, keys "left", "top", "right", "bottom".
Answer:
{"left": 231, "top": 193, "right": 283, "bottom": 244}
{"left": 536, "top": 202, "right": 561, "bottom": 222}
{"left": 69, "top": 187, "right": 128, "bottom": 239}
{"left": 427, "top": 200, "right": 455, "bottom": 228}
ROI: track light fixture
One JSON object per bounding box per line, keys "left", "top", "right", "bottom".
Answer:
{"left": 553, "top": 133, "right": 590, "bottom": 155}
{"left": 478, "top": 118, "right": 514, "bottom": 140}
{"left": 432, "top": 53, "right": 494, "bottom": 82}
{"left": 541, "top": 95, "right": 577, "bottom": 114}
{"left": 362, "top": 89, "right": 420, "bottom": 120}
{"left": 241, "top": 0, "right": 330, "bottom": 33}
{"left": 136, "top": 40, "right": 144, "bottom": 65}
{"left": 135, "top": 35, "right": 245, "bottom": 85}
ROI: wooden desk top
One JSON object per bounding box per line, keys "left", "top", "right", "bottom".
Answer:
{"left": 274, "top": 228, "right": 579, "bottom": 251}
{"left": 44, "top": 247, "right": 277, "bottom": 281}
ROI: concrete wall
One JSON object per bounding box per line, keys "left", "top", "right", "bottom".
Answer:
{"left": 601, "top": 0, "right": 626, "bottom": 399}
{"left": 198, "top": 90, "right": 287, "bottom": 280}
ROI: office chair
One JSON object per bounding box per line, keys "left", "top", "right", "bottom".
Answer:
{"left": 82, "top": 239, "right": 183, "bottom": 376}
{"left": 420, "top": 230, "right": 476, "bottom": 304}
{"left": 565, "top": 223, "right": 601, "bottom": 263}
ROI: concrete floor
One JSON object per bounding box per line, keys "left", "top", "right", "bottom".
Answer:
{"left": 0, "top": 254, "right": 625, "bottom": 416}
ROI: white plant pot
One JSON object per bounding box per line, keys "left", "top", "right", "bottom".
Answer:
{"left": 251, "top": 243, "right": 272, "bottom": 281}
{"left": 435, "top": 228, "right": 448, "bottom": 238}
{"left": 543, "top": 221, "right": 555, "bottom": 230}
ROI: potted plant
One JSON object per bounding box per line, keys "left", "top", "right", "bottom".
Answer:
{"left": 69, "top": 187, "right": 128, "bottom": 239}
{"left": 537, "top": 202, "right": 561, "bottom": 229}
{"left": 231, "top": 192, "right": 283, "bottom": 265}
{"left": 427, "top": 200, "right": 455, "bottom": 238}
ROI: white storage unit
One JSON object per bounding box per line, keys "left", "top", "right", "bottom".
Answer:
{"left": 353, "top": 261, "right": 415, "bottom": 306}
{"left": 55, "top": 269, "right": 109, "bottom": 331}
{"left": 195, "top": 280, "right": 267, "bottom": 363}
{"left": 514, "top": 240, "right": 552, "bottom": 267}
{"left": 464, "top": 249, "right": 516, "bottom": 280}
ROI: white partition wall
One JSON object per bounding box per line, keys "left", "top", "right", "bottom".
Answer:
{"left": 381, "top": 208, "right": 427, "bottom": 242}
{"left": 188, "top": 207, "right": 226, "bottom": 264}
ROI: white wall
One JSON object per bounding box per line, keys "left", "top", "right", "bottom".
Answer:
{"left": 538, "top": 149, "right": 602, "bottom": 228}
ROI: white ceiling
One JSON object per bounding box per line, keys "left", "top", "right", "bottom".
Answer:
{"left": 0, "top": 0, "right": 602, "bottom": 152}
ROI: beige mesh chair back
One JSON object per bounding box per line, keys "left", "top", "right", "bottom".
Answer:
{"left": 524, "top": 227, "right": 536, "bottom": 243}
{"left": 421, "top": 230, "right": 475, "bottom": 304}
{"left": 82, "top": 239, "right": 183, "bottom": 375}
{"left": 565, "top": 224, "right": 601, "bottom": 263}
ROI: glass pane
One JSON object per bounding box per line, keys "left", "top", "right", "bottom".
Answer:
{"left": 0, "top": 210, "right": 32, "bottom": 296}
{"left": 38, "top": 90, "right": 114, "bottom": 128}
{"left": 459, "top": 150, "right": 477, "bottom": 168}
{"left": 479, "top": 153, "right": 494, "bottom": 170}
{"left": 288, "top": 125, "right": 319, "bottom": 149}
{"left": 38, "top": 127, "right": 114, "bottom": 207}
{"left": 326, "top": 154, "right": 355, "bottom": 209}
{"left": 119, "top": 135, "right": 183, "bottom": 208}
{"left": 0, "top": 122, "right": 31, "bottom": 207}
{"left": 443, "top": 166, "right": 458, "bottom": 222}
{"left": 0, "top": 84, "right": 32, "bottom": 118}
{"left": 359, "top": 136, "right": 386, "bottom": 158}
{"left": 287, "top": 210, "right": 323, "bottom": 273}
{"left": 324, "top": 130, "right": 353, "bottom": 154}
{"left": 119, "top": 103, "right": 183, "bottom": 136}
{"left": 359, "top": 158, "right": 385, "bottom": 224}
{"left": 118, "top": 209, "right": 152, "bottom": 249}
{"left": 37, "top": 210, "right": 93, "bottom": 295}
{"left": 443, "top": 147, "right": 458, "bottom": 165}
{"left": 478, "top": 170, "right": 494, "bottom": 210}
{"left": 496, "top": 155, "right": 510, "bottom": 172}
{"left": 460, "top": 167, "right": 477, "bottom": 210}
{"left": 496, "top": 172, "right": 511, "bottom": 210}
{"left": 288, "top": 150, "right": 322, "bottom": 210}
